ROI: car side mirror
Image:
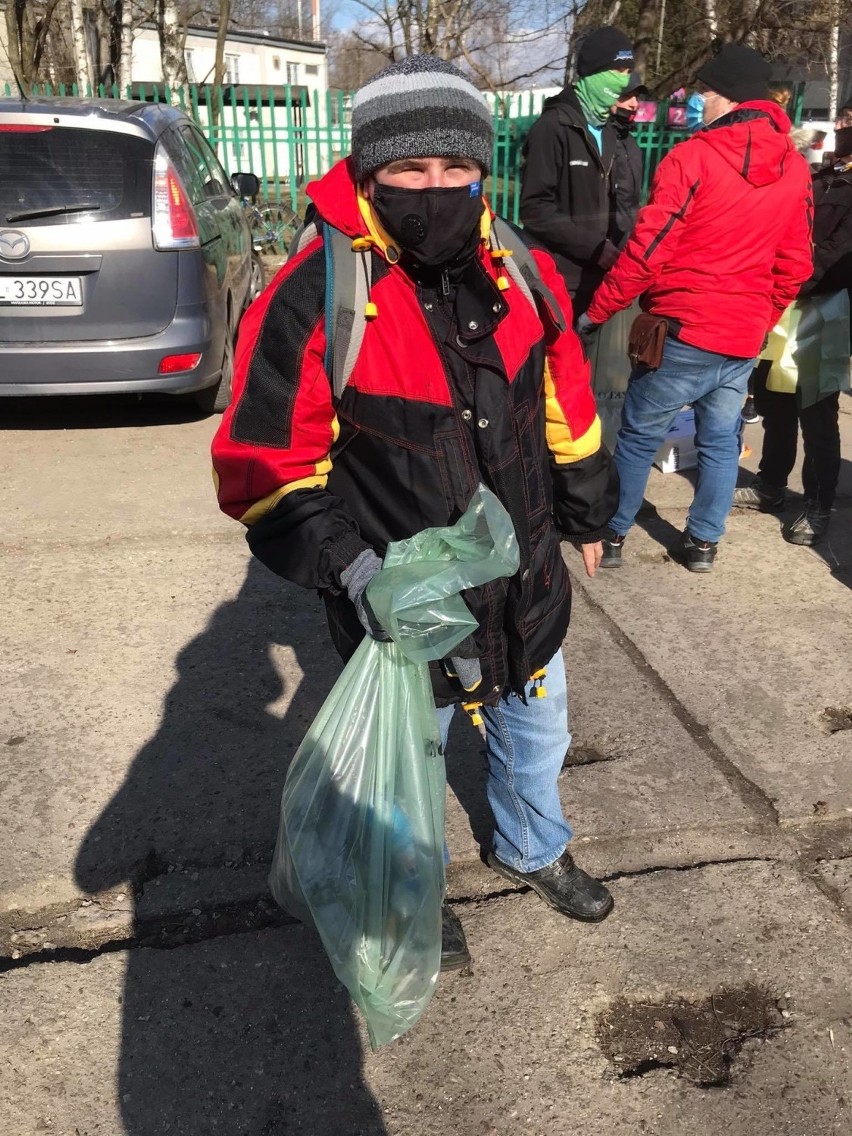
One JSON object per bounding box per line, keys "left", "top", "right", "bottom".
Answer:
{"left": 231, "top": 172, "right": 260, "bottom": 199}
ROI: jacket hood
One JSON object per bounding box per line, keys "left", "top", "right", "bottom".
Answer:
{"left": 307, "top": 158, "right": 367, "bottom": 238}
{"left": 694, "top": 100, "right": 799, "bottom": 187}
{"left": 541, "top": 86, "right": 585, "bottom": 125}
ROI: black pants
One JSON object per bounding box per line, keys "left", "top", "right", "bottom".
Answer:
{"left": 751, "top": 360, "right": 841, "bottom": 508}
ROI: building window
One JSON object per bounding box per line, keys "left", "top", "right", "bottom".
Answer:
{"left": 305, "top": 64, "right": 318, "bottom": 76}
{"left": 224, "top": 53, "right": 240, "bottom": 85}
{"left": 286, "top": 61, "right": 299, "bottom": 85}
{"left": 272, "top": 55, "right": 281, "bottom": 71}
{"left": 185, "top": 48, "right": 196, "bottom": 83}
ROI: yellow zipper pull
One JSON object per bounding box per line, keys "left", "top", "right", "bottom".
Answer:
{"left": 529, "top": 668, "right": 547, "bottom": 699}
{"left": 462, "top": 700, "right": 484, "bottom": 727}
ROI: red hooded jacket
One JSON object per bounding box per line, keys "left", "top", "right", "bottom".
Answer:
{"left": 587, "top": 102, "right": 814, "bottom": 358}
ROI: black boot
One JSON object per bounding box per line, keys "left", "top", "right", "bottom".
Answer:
{"left": 486, "top": 850, "right": 613, "bottom": 922}
{"left": 600, "top": 533, "right": 625, "bottom": 568}
{"left": 440, "top": 903, "right": 471, "bottom": 971}
{"left": 676, "top": 531, "right": 717, "bottom": 572}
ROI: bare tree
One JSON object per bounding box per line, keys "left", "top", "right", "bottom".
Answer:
{"left": 69, "top": 0, "right": 95, "bottom": 88}
{"left": 119, "top": 0, "right": 136, "bottom": 90}
{"left": 157, "top": 0, "right": 189, "bottom": 89}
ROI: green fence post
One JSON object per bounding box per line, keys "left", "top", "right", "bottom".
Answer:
{"left": 284, "top": 84, "right": 297, "bottom": 212}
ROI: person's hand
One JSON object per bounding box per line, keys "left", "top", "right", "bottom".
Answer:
{"left": 575, "top": 311, "right": 597, "bottom": 339}
{"left": 581, "top": 541, "right": 603, "bottom": 578}
{"left": 596, "top": 239, "right": 620, "bottom": 270}
{"left": 340, "top": 549, "right": 391, "bottom": 641}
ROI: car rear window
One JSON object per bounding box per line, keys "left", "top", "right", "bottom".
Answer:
{"left": 0, "top": 125, "right": 153, "bottom": 226}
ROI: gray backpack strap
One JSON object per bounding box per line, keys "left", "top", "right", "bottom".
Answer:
{"left": 491, "top": 216, "right": 567, "bottom": 334}
{"left": 323, "top": 223, "right": 370, "bottom": 400}
{"left": 290, "top": 218, "right": 319, "bottom": 257}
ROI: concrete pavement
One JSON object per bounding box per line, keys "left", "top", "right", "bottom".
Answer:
{"left": 1, "top": 390, "right": 851, "bottom": 1134}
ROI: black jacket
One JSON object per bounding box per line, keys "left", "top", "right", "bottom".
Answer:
{"left": 799, "top": 161, "right": 852, "bottom": 349}
{"left": 611, "top": 118, "right": 643, "bottom": 248}
{"left": 519, "top": 86, "right": 619, "bottom": 314}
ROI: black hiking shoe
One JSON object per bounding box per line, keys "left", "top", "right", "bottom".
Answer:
{"left": 732, "top": 476, "right": 785, "bottom": 512}
{"left": 676, "top": 531, "right": 718, "bottom": 572}
{"left": 600, "top": 533, "right": 625, "bottom": 568}
{"left": 440, "top": 903, "right": 471, "bottom": 971}
{"left": 782, "top": 502, "right": 832, "bottom": 546}
{"left": 741, "top": 397, "right": 760, "bottom": 424}
{"left": 486, "top": 849, "right": 614, "bottom": 923}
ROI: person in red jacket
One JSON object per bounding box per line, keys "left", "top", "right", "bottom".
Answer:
{"left": 579, "top": 44, "right": 813, "bottom": 572}
{"left": 212, "top": 56, "right": 619, "bottom": 970}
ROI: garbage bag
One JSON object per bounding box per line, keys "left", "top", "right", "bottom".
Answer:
{"left": 763, "top": 292, "right": 852, "bottom": 406}
{"left": 269, "top": 486, "right": 519, "bottom": 1047}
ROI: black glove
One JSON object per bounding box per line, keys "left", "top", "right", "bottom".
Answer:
{"left": 339, "top": 549, "right": 390, "bottom": 641}
{"left": 574, "top": 311, "right": 597, "bottom": 339}
{"left": 596, "top": 239, "right": 620, "bottom": 270}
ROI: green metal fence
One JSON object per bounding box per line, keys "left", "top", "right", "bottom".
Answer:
{"left": 3, "top": 79, "right": 801, "bottom": 227}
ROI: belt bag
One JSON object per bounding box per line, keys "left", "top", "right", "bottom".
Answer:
{"left": 628, "top": 313, "right": 668, "bottom": 369}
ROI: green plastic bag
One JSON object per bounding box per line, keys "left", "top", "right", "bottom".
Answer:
{"left": 269, "top": 486, "right": 519, "bottom": 1047}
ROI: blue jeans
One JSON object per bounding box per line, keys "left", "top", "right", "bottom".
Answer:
{"left": 610, "top": 337, "right": 754, "bottom": 543}
{"left": 437, "top": 650, "right": 572, "bottom": 872}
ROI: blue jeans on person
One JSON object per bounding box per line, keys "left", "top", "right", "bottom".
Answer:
{"left": 610, "top": 337, "right": 755, "bottom": 543}
{"left": 436, "top": 649, "right": 572, "bottom": 873}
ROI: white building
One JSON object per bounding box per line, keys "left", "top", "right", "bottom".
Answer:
{"left": 131, "top": 23, "right": 327, "bottom": 95}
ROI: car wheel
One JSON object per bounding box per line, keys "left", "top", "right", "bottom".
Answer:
{"left": 249, "top": 253, "right": 264, "bottom": 303}
{"left": 194, "top": 331, "right": 234, "bottom": 415}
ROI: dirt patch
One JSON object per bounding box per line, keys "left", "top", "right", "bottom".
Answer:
{"left": 562, "top": 744, "right": 618, "bottom": 768}
{"left": 819, "top": 706, "right": 852, "bottom": 735}
{"left": 597, "top": 985, "right": 786, "bottom": 1085}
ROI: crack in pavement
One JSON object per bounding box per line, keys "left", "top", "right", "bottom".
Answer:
{"left": 4, "top": 852, "right": 846, "bottom": 974}
{"left": 572, "top": 578, "right": 782, "bottom": 828}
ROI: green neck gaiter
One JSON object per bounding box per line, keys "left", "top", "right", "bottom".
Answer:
{"left": 575, "top": 70, "right": 631, "bottom": 126}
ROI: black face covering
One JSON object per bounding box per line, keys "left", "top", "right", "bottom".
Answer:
{"left": 611, "top": 106, "right": 637, "bottom": 131}
{"left": 372, "top": 181, "right": 484, "bottom": 267}
{"left": 834, "top": 126, "right": 852, "bottom": 161}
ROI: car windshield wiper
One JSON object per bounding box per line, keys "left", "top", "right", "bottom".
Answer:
{"left": 6, "top": 203, "right": 102, "bottom": 222}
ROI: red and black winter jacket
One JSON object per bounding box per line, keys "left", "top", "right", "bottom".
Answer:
{"left": 587, "top": 101, "right": 814, "bottom": 358}
{"left": 212, "top": 159, "right": 618, "bottom": 704}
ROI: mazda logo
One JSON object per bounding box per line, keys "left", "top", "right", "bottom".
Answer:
{"left": 0, "top": 230, "right": 30, "bottom": 260}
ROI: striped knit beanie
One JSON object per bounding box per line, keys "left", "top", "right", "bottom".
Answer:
{"left": 350, "top": 55, "right": 493, "bottom": 180}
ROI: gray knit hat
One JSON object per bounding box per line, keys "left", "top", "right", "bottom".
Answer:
{"left": 350, "top": 55, "right": 493, "bottom": 180}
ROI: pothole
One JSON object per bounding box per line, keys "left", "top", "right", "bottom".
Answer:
{"left": 597, "top": 985, "right": 787, "bottom": 1086}
{"left": 562, "top": 744, "right": 617, "bottom": 768}
{"left": 819, "top": 707, "right": 852, "bottom": 735}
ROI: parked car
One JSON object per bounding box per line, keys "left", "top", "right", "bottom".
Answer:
{"left": 0, "top": 98, "right": 261, "bottom": 413}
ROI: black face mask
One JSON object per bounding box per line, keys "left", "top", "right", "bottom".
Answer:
{"left": 611, "top": 106, "right": 637, "bottom": 131}
{"left": 834, "top": 126, "right": 852, "bottom": 161}
{"left": 372, "top": 181, "right": 484, "bottom": 268}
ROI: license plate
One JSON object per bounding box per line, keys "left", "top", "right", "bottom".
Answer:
{"left": 0, "top": 276, "right": 83, "bottom": 306}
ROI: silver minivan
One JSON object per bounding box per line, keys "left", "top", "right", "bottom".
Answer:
{"left": 0, "top": 98, "right": 260, "bottom": 412}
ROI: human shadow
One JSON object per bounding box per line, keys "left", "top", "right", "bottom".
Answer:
{"left": 75, "top": 557, "right": 388, "bottom": 1136}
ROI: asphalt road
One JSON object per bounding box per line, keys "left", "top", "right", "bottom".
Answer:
{"left": 1, "top": 389, "right": 851, "bottom": 1135}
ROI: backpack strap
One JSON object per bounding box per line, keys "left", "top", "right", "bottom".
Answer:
{"left": 323, "top": 223, "right": 370, "bottom": 400}
{"left": 491, "top": 216, "right": 567, "bottom": 334}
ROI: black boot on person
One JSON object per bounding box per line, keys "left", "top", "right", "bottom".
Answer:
{"left": 486, "top": 849, "right": 613, "bottom": 922}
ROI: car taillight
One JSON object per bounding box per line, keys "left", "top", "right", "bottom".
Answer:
{"left": 0, "top": 124, "right": 54, "bottom": 132}
{"left": 159, "top": 353, "right": 202, "bottom": 373}
{"left": 152, "top": 148, "right": 199, "bottom": 250}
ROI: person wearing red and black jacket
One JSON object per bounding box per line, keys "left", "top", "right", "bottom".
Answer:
{"left": 734, "top": 116, "right": 852, "bottom": 546}
{"left": 580, "top": 44, "right": 814, "bottom": 572}
{"left": 212, "top": 56, "right": 619, "bottom": 970}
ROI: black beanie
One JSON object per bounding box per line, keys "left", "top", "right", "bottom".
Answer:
{"left": 695, "top": 44, "right": 771, "bottom": 104}
{"left": 576, "top": 27, "right": 634, "bottom": 78}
